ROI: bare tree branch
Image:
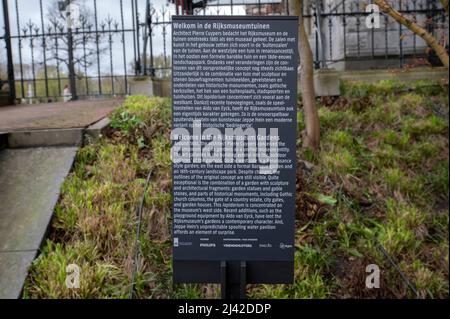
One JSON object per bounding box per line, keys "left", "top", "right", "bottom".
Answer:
{"left": 375, "top": 0, "right": 449, "bottom": 68}
{"left": 43, "top": 0, "right": 108, "bottom": 77}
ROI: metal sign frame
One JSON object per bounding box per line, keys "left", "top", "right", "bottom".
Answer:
{"left": 171, "top": 15, "right": 298, "bottom": 298}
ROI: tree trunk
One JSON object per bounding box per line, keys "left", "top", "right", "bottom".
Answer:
{"left": 375, "top": 0, "right": 449, "bottom": 68}
{"left": 291, "top": 0, "right": 320, "bottom": 150}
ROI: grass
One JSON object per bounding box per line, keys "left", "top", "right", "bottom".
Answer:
{"left": 24, "top": 79, "right": 449, "bottom": 299}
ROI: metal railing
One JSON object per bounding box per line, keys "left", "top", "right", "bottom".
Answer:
{"left": 1, "top": 0, "right": 448, "bottom": 103}
{"left": 140, "top": 0, "right": 448, "bottom": 74}
{"left": 1, "top": 0, "right": 149, "bottom": 102}
{"left": 301, "top": 0, "right": 448, "bottom": 69}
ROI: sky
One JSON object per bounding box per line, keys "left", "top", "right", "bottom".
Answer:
{"left": 1, "top": 0, "right": 275, "bottom": 79}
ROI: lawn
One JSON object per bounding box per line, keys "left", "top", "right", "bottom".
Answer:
{"left": 23, "top": 79, "right": 449, "bottom": 299}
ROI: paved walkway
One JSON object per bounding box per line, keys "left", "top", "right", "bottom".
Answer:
{"left": 0, "top": 147, "right": 78, "bottom": 299}
{"left": 0, "top": 99, "right": 122, "bottom": 132}
{"left": 0, "top": 98, "right": 121, "bottom": 298}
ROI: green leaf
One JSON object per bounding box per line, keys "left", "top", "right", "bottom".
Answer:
{"left": 315, "top": 194, "right": 337, "bottom": 206}
{"left": 348, "top": 248, "right": 364, "bottom": 258}
{"left": 137, "top": 137, "right": 146, "bottom": 149}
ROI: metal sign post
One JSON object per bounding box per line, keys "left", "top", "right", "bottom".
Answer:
{"left": 221, "top": 261, "right": 247, "bottom": 299}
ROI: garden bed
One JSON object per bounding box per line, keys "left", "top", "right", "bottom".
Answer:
{"left": 24, "top": 80, "right": 449, "bottom": 299}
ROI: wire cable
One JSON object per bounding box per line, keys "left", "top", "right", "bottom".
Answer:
{"left": 376, "top": 241, "right": 419, "bottom": 298}
{"left": 130, "top": 169, "right": 153, "bottom": 299}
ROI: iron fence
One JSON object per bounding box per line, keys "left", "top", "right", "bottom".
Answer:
{"left": 1, "top": 0, "right": 448, "bottom": 104}
{"left": 1, "top": 0, "right": 151, "bottom": 102}
{"left": 300, "top": 0, "right": 448, "bottom": 69}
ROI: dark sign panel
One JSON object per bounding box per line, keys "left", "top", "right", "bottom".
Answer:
{"left": 172, "top": 16, "right": 298, "bottom": 281}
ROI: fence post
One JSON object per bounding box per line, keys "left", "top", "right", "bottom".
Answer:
{"left": 66, "top": 0, "right": 78, "bottom": 100}
{"left": 314, "top": 0, "right": 327, "bottom": 68}
{"left": 149, "top": 11, "right": 155, "bottom": 78}
{"left": 2, "top": 0, "right": 16, "bottom": 104}
{"left": 67, "top": 28, "right": 78, "bottom": 100}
